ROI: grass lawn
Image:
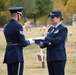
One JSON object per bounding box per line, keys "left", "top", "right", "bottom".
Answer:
{"left": 0, "top": 26, "right": 76, "bottom": 75}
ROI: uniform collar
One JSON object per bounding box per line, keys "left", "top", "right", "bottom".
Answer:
{"left": 10, "top": 19, "right": 15, "bottom": 21}
{"left": 53, "top": 22, "right": 62, "bottom": 28}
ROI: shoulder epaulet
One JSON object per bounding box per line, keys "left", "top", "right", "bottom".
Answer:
{"left": 64, "top": 25, "right": 67, "bottom": 28}
{"left": 3, "top": 24, "right": 8, "bottom": 32}
{"left": 62, "top": 24, "right": 67, "bottom": 28}
{"left": 3, "top": 24, "right": 7, "bottom": 29}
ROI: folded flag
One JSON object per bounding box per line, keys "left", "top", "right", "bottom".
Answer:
{"left": 34, "top": 39, "right": 51, "bottom": 46}
{"left": 33, "top": 37, "right": 45, "bottom": 40}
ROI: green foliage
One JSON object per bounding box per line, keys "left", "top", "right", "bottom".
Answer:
{"left": 35, "top": 0, "right": 52, "bottom": 17}
{"left": 0, "top": 0, "right": 10, "bottom": 27}
{"left": 25, "top": 0, "right": 52, "bottom": 18}
{"left": 38, "top": 15, "right": 49, "bottom": 26}
{"left": 24, "top": 0, "right": 52, "bottom": 26}
{"left": 0, "top": 11, "right": 10, "bottom": 27}
{"left": 9, "top": 0, "right": 23, "bottom": 7}
{"left": 1, "top": 0, "right": 76, "bottom": 27}
{"left": 0, "top": 0, "right": 9, "bottom": 11}
{"left": 23, "top": 0, "right": 36, "bottom": 17}
{"left": 0, "top": 0, "right": 53, "bottom": 27}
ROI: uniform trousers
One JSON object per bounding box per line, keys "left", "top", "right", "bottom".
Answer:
{"left": 47, "top": 60, "right": 66, "bottom": 75}
{"left": 7, "top": 62, "right": 24, "bottom": 75}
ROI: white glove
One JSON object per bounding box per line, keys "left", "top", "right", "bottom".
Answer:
{"left": 33, "top": 37, "right": 45, "bottom": 40}
{"left": 27, "top": 38, "right": 35, "bottom": 45}
{"left": 38, "top": 41, "right": 43, "bottom": 46}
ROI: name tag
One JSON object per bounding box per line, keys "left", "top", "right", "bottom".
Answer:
{"left": 54, "top": 29, "right": 59, "bottom": 34}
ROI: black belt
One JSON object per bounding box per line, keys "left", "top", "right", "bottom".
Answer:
{"left": 7, "top": 43, "right": 20, "bottom": 46}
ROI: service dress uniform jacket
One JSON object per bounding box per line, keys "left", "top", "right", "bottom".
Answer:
{"left": 3, "top": 19, "right": 30, "bottom": 64}
{"left": 41, "top": 24, "right": 68, "bottom": 75}
{"left": 38, "top": 10, "right": 68, "bottom": 75}
{"left": 43, "top": 24, "right": 68, "bottom": 61}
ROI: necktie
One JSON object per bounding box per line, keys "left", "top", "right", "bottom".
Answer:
{"left": 51, "top": 27, "right": 56, "bottom": 33}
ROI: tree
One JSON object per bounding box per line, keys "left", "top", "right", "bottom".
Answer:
{"left": 38, "top": 15, "right": 49, "bottom": 26}
{"left": 62, "top": 0, "right": 68, "bottom": 6}
{"left": 25, "top": 0, "right": 53, "bottom": 26}
{"left": 8, "top": 0, "right": 53, "bottom": 26}
{"left": 9, "top": 0, "right": 23, "bottom": 7}
{"left": 50, "top": 0, "right": 70, "bottom": 23}
{"left": 52, "top": 0, "right": 76, "bottom": 24}
{"left": 0, "top": 0, "right": 9, "bottom": 27}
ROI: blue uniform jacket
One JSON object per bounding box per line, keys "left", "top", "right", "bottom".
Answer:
{"left": 3, "top": 19, "right": 30, "bottom": 64}
{"left": 42, "top": 24, "right": 68, "bottom": 61}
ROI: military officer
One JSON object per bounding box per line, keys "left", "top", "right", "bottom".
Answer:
{"left": 3, "top": 7, "right": 34, "bottom": 75}
{"left": 34, "top": 11, "right": 68, "bottom": 75}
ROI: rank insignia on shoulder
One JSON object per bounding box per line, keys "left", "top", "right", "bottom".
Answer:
{"left": 20, "top": 31, "right": 23, "bottom": 35}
